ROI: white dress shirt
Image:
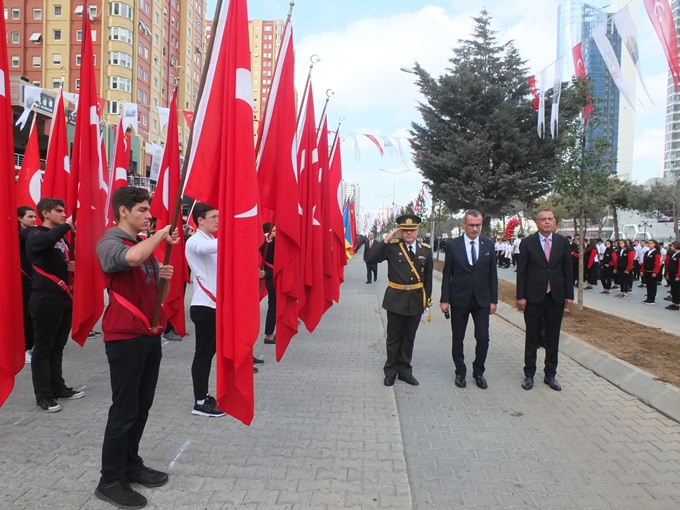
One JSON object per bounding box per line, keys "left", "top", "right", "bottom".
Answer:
{"left": 185, "top": 229, "right": 218, "bottom": 309}
{"left": 463, "top": 234, "right": 479, "bottom": 265}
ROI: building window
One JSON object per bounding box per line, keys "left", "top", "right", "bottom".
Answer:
{"left": 11, "top": 56, "right": 19, "bottom": 67}
{"left": 29, "top": 33, "right": 42, "bottom": 43}
{"left": 108, "top": 27, "right": 132, "bottom": 44}
{"left": 11, "top": 32, "right": 18, "bottom": 44}
{"left": 137, "top": 89, "right": 142, "bottom": 100}
{"left": 108, "top": 51, "right": 132, "bottom": 68}
{"left": 143, "top": 92, "right": 147, "bottom": 102}
{"left": 52, "top": 79, "right": 61, "bottom": 88}
{"left": 53, "top": 29, "right": 62, "bottom": 41}
{"left": 153, "top": 119, "right": 157, "bottom": 130}
{"left": 53, "top": 54, "right": 62, "bottom": 65}
{"left": 76, "top": 54, "right": 81, "bottom": 66}
{"left": 109, "top": 2, "right": 133, "bottom": 20}
{"left": 107, "top": 100, "right": 119, "bottom": 114}
{"left": 108, "top": 76, "right": 132, "bottom": 92}
{"left": 54, "top": 5, "right": 62, "bottom": 16}
{"left": 33, "top": 80, "right": 41, "bottom": 87}
{"left": 33, "top": 8, "right": 41, "bottom": 20}
{"left": 11, "top": 8, "right": 19, "bottom": 19}
{"left": 32, "top": 56, "right": 41, "bottom": 68}
{"left": 76, "top": 30, "right": 82, "bottom": 41}
{"left": 75, "top": 78, "right": 80, "bottom": 90}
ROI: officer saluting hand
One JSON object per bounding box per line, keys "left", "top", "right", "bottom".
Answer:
{"left": 368, "top": 214, "right": 433, "bottom": 387}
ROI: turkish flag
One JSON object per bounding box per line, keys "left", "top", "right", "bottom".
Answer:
{"left": 41, "top": 90, "right": 72, "bottom": 210}
{"left": 296, "top": 81, "right": 325, "bottom": 332}
{"left": 571, "top": 42, "right": 593, "bottom": 124}
{"left": 183, "top": 0, "right": 260, "bottom": 425}
{"left": 148, "top": 90, "right": 188, "bottom": 337}
{"left": 16, "top": 117, "right": 41, "bottom": 212}
{"left": 256, "top": 20, "right": 300, "bottom": 361}
{"left": 328, "top": 136, "right": 347, "bottom": 294}
{"left": 317, "top": 110, "right": 336, "bottom": 313}
{"left": 0, "top": 0, "right": 25, "bottom": 407}
{"left": 105, "top": 116, "right": 131, "bottom": 226}
{"left": 69, "top": 4, "right": 106, "bottom": 345}
{"left": 182, "top": 110, "right": 193, "bottom": 128}
{"left": 643, "top": 0, "right": 680, "bottom": 90}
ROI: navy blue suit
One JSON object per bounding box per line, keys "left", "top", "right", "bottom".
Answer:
{"left": 440, "top": 235, "right": 497, "bottom": 377}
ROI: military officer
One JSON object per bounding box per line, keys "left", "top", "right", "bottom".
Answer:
{"left": 368, "top": 214, "right": 433, "bottom": 386}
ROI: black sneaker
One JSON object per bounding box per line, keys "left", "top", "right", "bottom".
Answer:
{"left": 126, "top": 465, "right": 169, "bottom": 488}
{"left": 87, "top": 330, "right": 102, "bottom": 338}
{"left": 36, "top": 398, "right": 61, "bottom": 413}
{"left": 253, "top": 356, "right": 264, "bottom": 365}
{"left": 56, "top": 388, "right": 85, "bottom": 400}
{"left": 192, "top": 400, "right": 226, "bottom": 418}
{"left": 95, "top": 479, "right": 147, "bottom": 509}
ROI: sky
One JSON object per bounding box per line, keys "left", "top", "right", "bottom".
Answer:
{"left": 206, "top": 0, "right": 670, "bottom": 221}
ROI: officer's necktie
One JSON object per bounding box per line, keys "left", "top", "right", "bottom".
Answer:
{"left": 470, "top": 241, "right": 477, "bottom": 265}
{"left": 408, "top": 245, "right": 415, "bottom": 260}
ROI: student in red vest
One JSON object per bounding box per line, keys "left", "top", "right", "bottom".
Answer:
{"left": 95, "top": 186, "right": 178, "bottom": 509}
{"left": 25, "top": 198, "right": 84, "bottom": 412}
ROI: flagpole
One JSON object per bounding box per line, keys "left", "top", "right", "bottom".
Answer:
{"left": 316, "top": 89, "right": 333, "bottom": 138}
{"left": 296, "top": 54, "right": 320, "bottom": 132}
{"left": 329, "top": 116, "right": 344, "bottom": 161}
{"left": 149, "top": 0, "right": 231, "bottom": 330}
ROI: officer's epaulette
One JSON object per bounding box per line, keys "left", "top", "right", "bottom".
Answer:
{"left": 421, "top": 242, "right": 431, "bottom": 249}
{"left": 390, "top": 239, "right": 400, "bottom": 244}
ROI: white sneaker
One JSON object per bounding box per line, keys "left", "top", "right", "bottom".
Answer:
{"left": 25, "top": 351, "right": 32, "bottom": 364}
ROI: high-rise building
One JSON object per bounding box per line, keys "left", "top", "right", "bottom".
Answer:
{"left": 5, "top": 0, "right": 206, "bottom": 176}
{"left": 663, "top": 2, "right": 680, "bottom": 178}
{"left": 248, "top": 19, "right": 284, "bottom": 125}
{"left": 556, "top": 0, "right": 635, "bottom": 180}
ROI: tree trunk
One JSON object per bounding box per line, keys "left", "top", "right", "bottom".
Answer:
{"left": 612, "top": 205, "right": 620, "bottom": 240}
{"left": 483, "top": 215, "right": 492, "bottom": 237}
{"left": 577, "top": 206, "right": 584, "bottom": 311}
{"left": 517, "top": 210, "right": 524, "bottom": 236}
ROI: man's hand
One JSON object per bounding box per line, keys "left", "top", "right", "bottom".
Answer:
{"left": 384, "top": 228, "right": 400, "bottom": 243}
{"left": 489, "top": 303, "right": 497, "bottom": 315}
{"left": 439, "top": 302, "right": 450, "bottom": 314}
{"left": 258, "top": 269, "right": 265, "bottom": 279}
{"left": 157, "top": 225, "right": 179, "bottom": 245}
{"left": 66, "top": 219, "right": 76, "bottom": 233}
{"left": 565, "top": 299, "right": 573, "bottom": 309}
{"left": 158, "top": 263, "right": 174, "bottom": 281}
{"left": 516, "top": 298, "right": 526, "bottom": 311}
{"left": 67, "top": 261, "right": 75, "bottom": 272}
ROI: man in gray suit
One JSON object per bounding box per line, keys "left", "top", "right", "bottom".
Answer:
{"left": 439, "top": 210, "right": 498, "bottom": 389}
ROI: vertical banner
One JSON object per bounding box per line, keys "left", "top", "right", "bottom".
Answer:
{"left": 550, "top": 57, "right": 563, "bottom": 139}
{"left": 643, "top": 0, "right": 680, "bottom": 90}
{"left": 614, "top": 4, "right": 654, "bottom": 104}
{"left": 592, "top": 25, "right": 636, "bottom": 110}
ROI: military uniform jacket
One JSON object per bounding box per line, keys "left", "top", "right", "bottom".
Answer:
{"left": 368, "top": 239, "right": 433, "bottom": 316}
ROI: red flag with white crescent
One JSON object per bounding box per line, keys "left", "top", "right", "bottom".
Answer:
{"left": 182, "top": 110, "right": 194, "bottom": 128}
{"left": 328, "top": 137, "right": 347, "bottom": 289}
{"left": 15, "top": 117, "right": 41, "bottom": 212}
{"left": 0, "top": 0, "right": 24, "bottom": 407}
{"left": 643, "top": 0, "right": 680, "bottom": 90}
{"left": 105, "top": 116, "right": 131, "bottom": 226}
{"left": 571, "top": 42, "right": 593, "bottom": 124}
{"left": 69, "top": 3, "right": 106, "bottom": 345}
{"left": 183, "top": 0, "right": 260, "bottom": 425}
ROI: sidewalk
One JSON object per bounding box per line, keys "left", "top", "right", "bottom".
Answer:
{"left": 0, "top": 257, "right": 678, "bottom": 509}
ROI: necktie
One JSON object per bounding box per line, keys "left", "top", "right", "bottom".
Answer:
{"left": 370, "top": 240, "right": 373, "bottom": 249}
{"left": 470, "top": 241, "right": 477, "bottom": 265}
{"left": 544, "top": 237, "right": 551, "bottom": 293}
{"left": 408, "top": 245, "right": 415, "bottom": 260}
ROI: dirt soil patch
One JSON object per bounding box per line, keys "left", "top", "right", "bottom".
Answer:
{"left": 433, "top": 259, "right": 680, "bottom": 388}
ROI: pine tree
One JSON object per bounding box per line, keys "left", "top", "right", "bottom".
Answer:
{"left": 410, "top": 10, "right": 576, "bottom": 231}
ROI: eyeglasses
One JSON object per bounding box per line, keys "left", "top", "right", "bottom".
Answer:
{"left": 204, "top": 214, "right": 219, "bottom": 220}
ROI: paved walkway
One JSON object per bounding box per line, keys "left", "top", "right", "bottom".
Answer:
{"left": 0, "top": 257, "right": 679, "bottom": 509}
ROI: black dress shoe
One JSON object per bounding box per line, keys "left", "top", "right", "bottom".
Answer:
{"left": 253, "top": 356, "right": 264, "bottom": 365}
{"left": 543, "top": 376, "right": 562, "bottom": 391}
{"left": 384, "top": 374, "right": 396, "bottom": 387}
{"left": 454, "top": 374, "right": 466, "bottom": 388}
{"left": 264, "top": 336, "right": 276, "bottom": 344}
{"left": 521, "top": 376, "right": 534, "bottom": 390}
{"left": 126, "top": 465, "right": 169, "bottom": 488}
{"left": 472, "top": 374, "right": 488, "bottom": 389}
{"left": 398, "top": 374, "right": 419, "bottom": 386}
{"left": 366, "top": 281, "right": 371, "bottom": 284}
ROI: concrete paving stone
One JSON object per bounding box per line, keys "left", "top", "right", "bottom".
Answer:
{"left": 429, "top": 489, "right": 465, "bottom": 505}
{"left": 461, "top": 490, "right": 501, "bottom": 506}
{"left": 276, "top": 489, "right": 314, "bottom": 506}
{"left": 309, "top": 489, "right": 346, "bottom": 506}
{"left": 495, "top": 491, "right": 540, "bottom": 508}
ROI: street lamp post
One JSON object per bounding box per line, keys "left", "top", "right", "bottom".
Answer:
{"left": 379, "top": 168, "right": 410, "bottom": 212}
{"left": 639, "top": 221, "right": 652, "bottom": 240}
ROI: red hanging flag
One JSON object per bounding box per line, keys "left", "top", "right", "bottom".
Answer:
{"left": 643, "top": 0, "right": 680, "bottom": 90}
{"left": 0, "top": 0, "right": 25, "bottom": 407}
{"left": 148, "top": 90, "right": 188, "bottom": 337}
{"left": 571, "top": 42, "right": 593, "bottom": 124}
{"left": 296, "top": 81, "right": 325, "bottom": 333}
{"left": 105, "top": 116, "right": 131, "bottom": 226}
{"left": 255, "top": 19, "right": 300, "bottom": 361}
{"left": 15, "top": 117, "right": 41, "bottom": 212}
{"left": 183, "top": 0, "right": 260, "bottom": 425}
{"left": 317, "top": 108, "right": 336, "bottom": 313}
{"left": 529, "top": 76, "right": 539, "bottom": 111}
{"left": 42, "top": 90, "right": 72, "bottom": 210}
{"left": 69, "top": 4, "right": 106, "bottom": 345}
{"left": 182, "top": 110, "right": 194, "bottom": 128}
{"left": 328, "top": 137, "right": 347, "bottom": 291}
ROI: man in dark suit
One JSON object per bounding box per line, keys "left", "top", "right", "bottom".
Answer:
{"left": 363, "top": 231, "right": 378, "bottom": 283}
{"left": 368, "top": 214, "right": 433, "bottom": 387}
{"left": 440, "top": 210, "right": 497, "bottom": 389}
{"left": 516, "top": 209, "right": 573, "bottom": 391}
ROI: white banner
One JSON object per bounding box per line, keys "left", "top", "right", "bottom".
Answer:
{"left": 145, "top": 142, "right": 165, "bottom": 182}
{"left": 551, "top": 57, "right": 563, "bottom": 139}
{"left": 122, "top": 102, "right": 139, "bottom": 133}
{"left": 156, "top": 106, "right": 170, "bottom": 132}
{"left": 592, "top": 24, "right": 636, "bottom": 110}
{"left": 16, "top": 86, "right": 42, "bottom": 130}
{"left": 613, "top": 4, "right": 654, "bottom": 105}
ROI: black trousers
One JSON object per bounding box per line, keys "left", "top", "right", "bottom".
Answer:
{"left": 190, "top": 305, "right": 216, "bottom": 401}
{"left": 264, "top": 277, "right": 276, "bottom": 336}
{"left": 365, "top": 262, "right": 377, "bottom": 282}
{"left": 384, "top": 311, "right": 421, "bottom": 378}
{"left": 601, "top": 266, "right": 614, "bottom": 290}
{"left": 670, "top": 278, "right": 680, "bottom": 304}
{"left": 523, "top": 293, "right": 565, "bottom": 378}
{"left": 22, "top": 282, "right": 34, "bottom": 351}
{"left": 450, "top": 298, "right": 490, "bottom": 377}
{"left": 29, "top": 293, "right": 72, "bottom": 400}
{"left": 644, "top": 272, "right": 658, "bottom": 302}
{"left": 101, "top": 335, "right": 162, "bottom": 483}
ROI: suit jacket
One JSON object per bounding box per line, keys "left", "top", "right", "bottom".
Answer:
{"left": 440, "top": 235, "right": 497, "bottom": 308}
{"left": 516, "top": 232, "right": 574, "bottom": 304}
{"left": 363, "top": 238, "right": 377, "bottom": 262}
{"left": 368, "top": 239, "right": 433, "bottom": 316}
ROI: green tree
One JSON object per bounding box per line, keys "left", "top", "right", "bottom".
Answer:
{"left": 409, "top": 10, "right": 576, "bottom": 233}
